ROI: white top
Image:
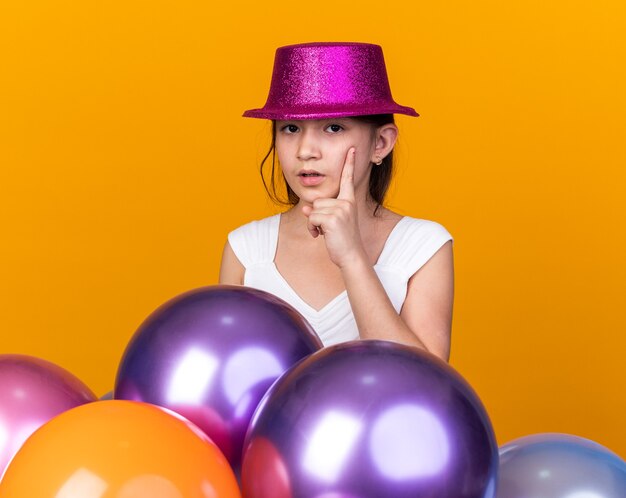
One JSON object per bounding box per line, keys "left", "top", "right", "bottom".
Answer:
{"left": 228, "top": 214, "right": 453, "bottom": 347}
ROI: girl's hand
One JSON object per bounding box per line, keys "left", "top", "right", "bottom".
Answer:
{"left": 301, "top": 148, "right": 368, "bottom": 269}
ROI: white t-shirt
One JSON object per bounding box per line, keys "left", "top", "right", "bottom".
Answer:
{"left": 227, "top": 213, "right": 453, "bottom": 347}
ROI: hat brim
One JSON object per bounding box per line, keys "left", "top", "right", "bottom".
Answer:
{"left": 242, "top": 104, "right": 419, "bottom": 120}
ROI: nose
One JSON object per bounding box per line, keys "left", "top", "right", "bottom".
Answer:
{"left": 296, "top": 128, "right": 321, "bottom": 161}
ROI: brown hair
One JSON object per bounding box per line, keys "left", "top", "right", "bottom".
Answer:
{"left": 259, "top": 115, "right": 396, "bottom": 216}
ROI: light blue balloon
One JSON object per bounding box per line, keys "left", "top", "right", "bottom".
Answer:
{"left": 497, "top": 433, "right": 626, "bottom": 498}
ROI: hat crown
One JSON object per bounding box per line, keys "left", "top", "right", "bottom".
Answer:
{"left": 268, "top": 43, "right": 393, "bottom": 111}
{"left": 243, "top": 42, "right": 418, "bottom": 120}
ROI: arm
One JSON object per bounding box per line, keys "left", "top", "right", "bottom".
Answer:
{"left": 341, "top": 240, "right": 454, "bottom": 361}
{"left": 218, "top": 240, "right": 245, "bottom": 285}
{"left": 302, "top": 147, "right": 454, "bottom": 360}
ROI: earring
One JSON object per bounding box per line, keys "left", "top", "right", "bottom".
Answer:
{"left": 374, "top": 157, "right": 383, "bottom": 165}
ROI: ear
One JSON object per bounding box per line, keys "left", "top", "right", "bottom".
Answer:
{"left": 372, "top": 123, "right": 398, "bottom": 162}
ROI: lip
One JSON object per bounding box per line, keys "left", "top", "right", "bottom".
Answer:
{"left": 297, "top": 170, "right": 325, "bottom": 186}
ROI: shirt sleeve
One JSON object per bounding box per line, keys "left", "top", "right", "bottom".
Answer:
{"left": 227, "top": 222, "right": 253, "bottom": 268}
{"left": 226, "top": 216, "right": 276, "bottom": 268}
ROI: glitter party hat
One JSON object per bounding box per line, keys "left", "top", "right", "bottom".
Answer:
{"left": 243, "top": 42, "right": 419, "bottom": 120}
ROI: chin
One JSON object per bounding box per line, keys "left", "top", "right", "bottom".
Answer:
{"left": 300, "top": 190, "right": 338, "bottom": 204}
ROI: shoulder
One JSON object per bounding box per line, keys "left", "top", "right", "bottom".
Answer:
{"left": 377, "top": 207, "right": 451, "bottom": 238}
{"left": 227, "top": 214, "right": 281, "bottom": 251}
{"left": 228, "top": 214, "right": 280, "bottom": 238}
{"left": 380, "top": 212, "right": 453, "bottom": 278}
{"left": 400, "top": 216, "right": 453, "bottom": 241}
{"left": 226, "top": 213, "right": 281, "bottom": 268}
{"left": 378, "top": 206, "right": 452, "bottom": 242}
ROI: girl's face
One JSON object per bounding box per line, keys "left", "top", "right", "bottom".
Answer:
{"left": 274, "top": 118, "right": 379, "bottom": 205}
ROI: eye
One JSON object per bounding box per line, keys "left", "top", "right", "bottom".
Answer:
{"left": 280, "top": 124, "right": 299, "bottom": 134}
{"left": 325, "top": 123, "right": 344, "bottom": 133}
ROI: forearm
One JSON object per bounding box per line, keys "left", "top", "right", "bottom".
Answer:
{"left": 340, "top": 255, "right": 428, "bottom": 351}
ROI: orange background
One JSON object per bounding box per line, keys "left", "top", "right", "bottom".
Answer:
{"left": 1, "top": 1, "right": 624, "bottom": 455}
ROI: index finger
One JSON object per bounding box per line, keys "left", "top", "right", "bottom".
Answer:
{"left": 337, "top": 147, "right": 355, "bottom": 200}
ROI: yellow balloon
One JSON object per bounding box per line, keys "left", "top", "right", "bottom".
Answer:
{"left": 0, "top": 400, "right": 241, "bottom": 498}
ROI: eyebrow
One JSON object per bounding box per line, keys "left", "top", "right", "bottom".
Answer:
{"left": 277, "top": 119, "right": 351, "bottom": 126}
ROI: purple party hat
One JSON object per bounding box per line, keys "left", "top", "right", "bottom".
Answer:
{"left": 243, "top": 42, "right": 419, "bottom": 120}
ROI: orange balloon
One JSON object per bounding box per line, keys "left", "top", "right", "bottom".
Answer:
{"left": 0, "top": 400, "right": 241, "bottom": 498}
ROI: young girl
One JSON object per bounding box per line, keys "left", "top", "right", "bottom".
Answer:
{"left": 219, "top": 42, "right": 454, "bottom": 361}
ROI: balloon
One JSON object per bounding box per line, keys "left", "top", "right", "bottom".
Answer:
{"left": 497, "top": 433, "right": 626, "bottom": 498}
{"left": 114, "top": 285, "right": 322, "bottom": 470}
{"left": 0, "top": 354, "right": 96, "bottom": 478}
{"left": 0, "top": 400, "right": 241, "bottom": 498}
{"left": 242, "top": 340, "right": 498, "bottom": 498}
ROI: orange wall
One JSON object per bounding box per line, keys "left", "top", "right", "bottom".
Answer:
{"left": 1, "top": 1, "right": 624, "bottom": 455}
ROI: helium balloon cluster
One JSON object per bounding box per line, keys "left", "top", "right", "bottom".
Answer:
{"left": 0, "top": 285, "right": 321, "bottom": 496}
{"left": 1, "top": 285, "right": 624, "bottom": 498}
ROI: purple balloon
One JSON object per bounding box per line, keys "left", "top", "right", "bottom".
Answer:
{"left": 242, "top": 340, "right": 498, "bottom": 498}
{"left": 498, "top": 433, "right": 626, "bottom": 498}
{"left": 114, "top": 285, "right": 322, "bottom": 470}
{"left": 0, "top": 354, "right": 97, "bottom": 478}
